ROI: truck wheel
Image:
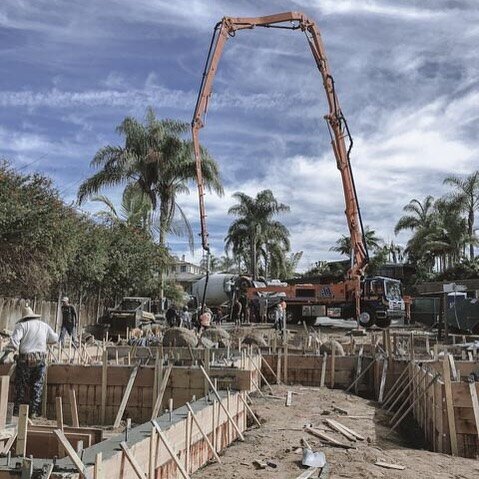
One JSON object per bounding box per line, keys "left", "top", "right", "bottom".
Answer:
{"left": 375, "top": 317, "right": 391, "bottom": 328}
{"left": 358, "top": 309, "right": 375, "bottom": 328}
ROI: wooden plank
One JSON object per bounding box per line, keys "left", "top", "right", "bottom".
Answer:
{"left": 55, "top": 397, "right": 64, "bottom": 430}
{"left": 443, "top": 356, "right": 458, "bottom": 455}
{"left": 378, "top": 359, "right": 388, "bottom": 404}
{"left": 354, "top": 347, "right": 363, "bottom": 395}
{"left": 330, "top": 342, "right": 336, "bottom": 388}
{"left": 94, "top": 452, "right": 103, "bottom": 479}
{"left": 327, "top": 418, "right": 365, "bottom": 441}
{"left": 16, "top": 404, "right": 28, "bottom": 456}
{"left": 69, "top": 388, "right": 79, "bottom": 427}
{"left": 185, "top": 402, "right": 222, "bottom": 463}
{"left": 320, "top": 352, "right": 327, "bottom": 388}
{"left": 448, "top": 354, "right": 458, "bottom": 381}
{"left": 101, "top": 349, "right": 107, "bottom": 425}
{"left": 468, "top": 382, "right": 479, "bottom": 440}
{"left": 151, "top": 420, "right": 191, "bottom": 479}
{"left": 151, "top": 363, "right": 173, "bottom": 420}
{"left": 53, "top": 429, "right": 86, "bottom": 475}
{"left": 113, "top": 365, "right": 139, "bottom": 428}
{"left": 0, "top": 376, "right": 9, "bottom": 429}
{"left": 2, "top": 431, "right": 17, "bottom": 455}
{"left": 120, "top": 441, "right": 147, "bottom": 479}
{"left": 324, "top": 418, "right": 356, "bottom": 442}
{"left": 375, "top": 461, "right": 405, "bottom": 470}
{"left": 304, "top": 426, "right": 354, "bottom": 449}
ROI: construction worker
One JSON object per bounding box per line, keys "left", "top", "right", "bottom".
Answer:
{"left": 7, "top": 306, "right": 58, "bottom": 417}
{"left": 59, "top": 296, "right": 78, "bottom": 346}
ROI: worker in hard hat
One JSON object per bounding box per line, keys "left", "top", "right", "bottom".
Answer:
{"left": 59, "top": 296, "right": 78, "bottom": 346}
{"left": 5, "top": 306, "right": 58, "bottom": 418}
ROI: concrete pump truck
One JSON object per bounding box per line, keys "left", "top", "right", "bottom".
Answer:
{"left": 191, "top": 12, "right": 405, "bottom": 328}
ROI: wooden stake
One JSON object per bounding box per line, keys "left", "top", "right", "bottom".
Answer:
{"left": 151, "top": 420, "right": 191, "bottom": 479}
{"left": 276, "top": 351, "right": 282, "bottom": 384}
{"left": 55, "top": 397, "right": 64, "bottom": 430}
{"left": 113, "top": 365, "right": 139, "bottom": 428}
{"left": 69, "top": 388, "right": 79, "bottom": 427}
{"left": 0, "top": 376, "right": 9, "bottom": 429}
{"left": 185, "top": 402, "right": 222, "bottom": 463}
{"left": 101, "top": 349, "right": 108, "bottom": 425}
{"left": 443, "top": 356, "right": 458, "bottom": 455}
{"left": 199, "top": 365, "right": 244, "bottom": 441}
{"left": 285, "top": 390, "right": 293, "bottom": 407}
{"left": 16, "top": 405, "right": 28, "bottom": 456}
{"left": 94, "top": 452, "right": 103, "bottom": 479}
{"left": 378, "top": 359, "right": 388, "bottom": 403}
{"left": 468, "top": 382, "right": 479, "bottom": 441}
{"left": 148, "top": 426, "right": 156, "bottom": 479}
{"left": 120, "top": 441, "right": 147, "bottom": 479}
{"left": 151, "top": 363, "right": 173, "bottom": 420}
{"left": 320, "top": 352, "right": 327, "bottom": 388}
{"left": 354, "top": 347, "right": 363, "bottom": 395}
{"left": 330, "top": 342, "right": 336, "bottom": 388}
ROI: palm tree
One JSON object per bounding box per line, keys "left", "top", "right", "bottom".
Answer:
{"left": 91, "top": 184, "right": 156, "bottom": 232}
{"left": 330, "top": 227, "right": 382, "bottom": 257}
{"left": 394, "top": 196, "right": 436, "bottom": 271}
{"left": 225, "top": 190, "right": 290, "bottom": 280}
{"left": 78, "top": 107, "right": 223, "bottom": 249}
{"left": 394, "top": 195, "right": 435, "bottom": 235}
{"left": 443, "top": 171, "right": 479, "bottom": 259}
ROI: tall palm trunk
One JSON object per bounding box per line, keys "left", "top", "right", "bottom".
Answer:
{"left": 468, "top": 208, "right": 475, "bottom": 259}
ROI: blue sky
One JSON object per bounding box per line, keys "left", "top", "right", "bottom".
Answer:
{"left": 1, "top": 1, "right": 478, "bottom": 270}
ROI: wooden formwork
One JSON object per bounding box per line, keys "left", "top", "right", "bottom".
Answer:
{"left": 0, "top": 390, "right": 247, "bottom": 479}
{"left": 0, "top": 354, "right": 260, "bottom": 426}
{"left": 410, "top": 359, "right": 479, "bottom": 458}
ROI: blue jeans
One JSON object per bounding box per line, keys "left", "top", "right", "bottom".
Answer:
{"left": 14, "top": 357, "right": 46, "bottom": 415}
{"left": 59, "top": 323, "right": 77, "bottom": 346}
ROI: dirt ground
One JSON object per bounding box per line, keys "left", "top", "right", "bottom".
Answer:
{"left": 192, "top": 384, "right": 479, "bottom": 479}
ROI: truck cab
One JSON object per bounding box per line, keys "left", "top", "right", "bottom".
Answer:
{"left": 359, "top": 276, "right": 405, "bottom": 328}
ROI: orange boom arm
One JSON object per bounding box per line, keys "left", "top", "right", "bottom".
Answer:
{"left": 192, "top": 12, "right": 369, "bottom": 318}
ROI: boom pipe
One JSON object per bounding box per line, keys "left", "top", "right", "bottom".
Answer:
{"left": 191, "top": 12, "right": 368, "bottom": 312}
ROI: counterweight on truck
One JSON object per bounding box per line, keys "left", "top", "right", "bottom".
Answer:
{"left": 191, "top": 12, "right": 404, "bottom": 327}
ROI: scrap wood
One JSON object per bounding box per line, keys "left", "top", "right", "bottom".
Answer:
{"left": 331, "top": 405, "right": 348, "bottom": 415}
{"left": 327, "top": 419, "right": 365, "bottom": 441}
{"left": 304, "top": 426, "right": 355, "bottom": 449}
{"left": 253, "top": 460, "right": 267, "bottom": 469}
{"left": 323, "top": 419, "right": 356, "bottom": 442}
{"left": 375, "top": 461, "right": 405, "bottom": 470}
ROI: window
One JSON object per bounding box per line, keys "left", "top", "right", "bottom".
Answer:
{"left": 180, "top": 265, "right": 187, "bottom": 273}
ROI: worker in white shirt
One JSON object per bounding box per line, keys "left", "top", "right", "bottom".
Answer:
{"left": 4, "top": 306, "right": 58, "bottom": 418}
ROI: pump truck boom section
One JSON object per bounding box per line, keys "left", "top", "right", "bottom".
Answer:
{"left": 192, "top": 12, "right": 369, "bottom": 321}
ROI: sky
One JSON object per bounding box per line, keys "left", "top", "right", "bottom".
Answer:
{"left": 0, "top": 0, "right": 478, "bottom": 271}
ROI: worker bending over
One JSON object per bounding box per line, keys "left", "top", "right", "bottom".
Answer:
{"left": 7, "top": 306, "right": 58, "bottom": 418}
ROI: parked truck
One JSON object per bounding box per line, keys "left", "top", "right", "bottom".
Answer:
{"left": 100, "top": 297, "right": 156, "bottom": 337}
